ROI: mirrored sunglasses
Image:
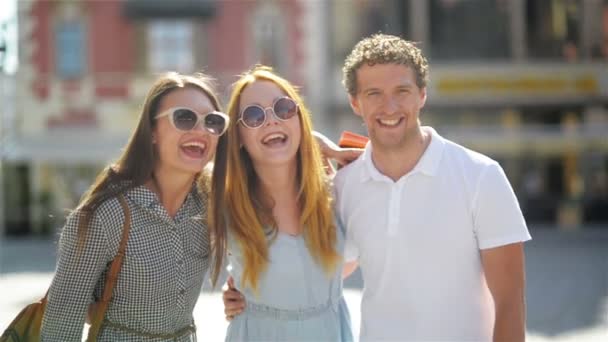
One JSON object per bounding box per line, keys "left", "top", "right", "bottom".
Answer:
{"left": 239, "top": 97, "right": 299, "bottom": 129}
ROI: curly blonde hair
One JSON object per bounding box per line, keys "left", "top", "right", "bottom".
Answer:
{"left": 342, "top": 33, "right": 429, "bottom": 96}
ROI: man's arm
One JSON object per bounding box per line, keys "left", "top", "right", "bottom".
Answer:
{"left": 222, "top": 277, "right": 245, "bottom": 321}
{"left": 342, "top": 260, "right": 358, "bottom": 279}
{"left": 481, "top": 242, "right": 526, "bottom": 342}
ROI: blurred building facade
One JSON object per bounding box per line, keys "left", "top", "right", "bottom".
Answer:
{"left": 2, "top": 0, "right": 315, "bottom": 234}
{"left": 1, "top": 0, "right": 607, "bottom": 235}
{"left": 329, "top": 0, "right": 608, "bottom": 229}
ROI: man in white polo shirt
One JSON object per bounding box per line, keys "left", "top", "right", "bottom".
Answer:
{"left": 333, "top": 34, "right": 531, "bottom": 341}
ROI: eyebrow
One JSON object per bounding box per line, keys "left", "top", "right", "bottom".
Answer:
{"left": 396, "top": 84, "right": 414, "bottom": 91}
{"left": 363, "top": 84, "right": 413, "bottom": 93}
{"left": 361, "top": 87, "right": 382, "bottom": 94}
{"left": 243, "top": 96, "right": 285, "bottom": 107}
{"left": 243, "top": 101, "right": 263, "bottom": 107}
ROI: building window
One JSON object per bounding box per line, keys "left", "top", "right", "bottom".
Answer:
{"left": 251, "top": 2, "right": 287, "bottom": 72}
{"left": 429, "top": 0, "right": 510, "bottom": 60}
{"left": 526, "top": 0, "right": 582, "bottom": 60}
{"left": 330, "top": 0, "right": 407, "bottom": 68}
{"left": 56, "top": 21, "right": 86, "bottom": 79}
{"left": 147, "top": 20, "right": 194, "bottom": 72}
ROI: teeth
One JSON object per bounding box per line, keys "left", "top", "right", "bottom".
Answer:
{"left": 379, "top": 118, "right": 400, "bottom": 126}
{"left": 182, "top": 141, "right": 206, "bottom": 149}
{"left": 262, "top": 133, "right": 286, "bottom": 143}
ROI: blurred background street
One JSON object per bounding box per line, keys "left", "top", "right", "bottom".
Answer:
{"left": 1, "top": 0, "right": 607, "bottom": 340}
{"left": 1, "top": 228, "right": 607, "bottom": 341}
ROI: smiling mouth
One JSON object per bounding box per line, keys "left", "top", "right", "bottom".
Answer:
{"left": 261, "top": 132, "right": 288, "bottom": 146}
{"left": 181, "top": 141, "right": 207, "bottom": 159}
{"left": 378, "top": 118, "right": 403, "bottom": 127}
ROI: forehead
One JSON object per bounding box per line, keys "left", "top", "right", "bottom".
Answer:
{"left": 356, "top": 63, "right": 418, "bottom": 91}
{"left": 158, "top": 86, "right": 214, "bottom": 113}
{"left": 239, "top": 80, "right": 287, "bottom": 108}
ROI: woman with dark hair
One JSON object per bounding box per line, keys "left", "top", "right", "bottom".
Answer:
{"left": 209, "top": 65, "right": 353, "bottom": 341}
{"left": 41, "top": 72, "right": 229, "bottom": 341}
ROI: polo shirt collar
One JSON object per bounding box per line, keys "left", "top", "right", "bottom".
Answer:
{"left": 359, "top": 143, "right": 383, "bottom": 182}
{"left": 359, "top": 126, "right": 445, "bottom": 182}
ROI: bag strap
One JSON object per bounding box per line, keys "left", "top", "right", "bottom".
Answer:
{"left": 87, "top": 194, "right": 132, "bottom": 341}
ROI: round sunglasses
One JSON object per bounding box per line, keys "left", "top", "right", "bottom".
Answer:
{"left": 155, "top": 107, "right": 229, "bottom": 136}
{"left": 238, "top": 97, "right": 299, "bottom": 129}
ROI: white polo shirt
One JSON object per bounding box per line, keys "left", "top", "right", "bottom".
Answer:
{"left": 334, "top": 127, "right": 531, "bottom": 341}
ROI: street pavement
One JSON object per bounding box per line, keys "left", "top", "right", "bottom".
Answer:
{"left": 1, "top": 228, "right": 606, "bottom": 341}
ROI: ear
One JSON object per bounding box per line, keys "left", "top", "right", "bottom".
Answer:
{"left": 152, "top": 134, "right": 157, "bottom": 144}
{"left": 419, "top": 87, "right": 427, "bottom": 109}
{"left": 348, "top": 94, "right": 363, "bottom": 118}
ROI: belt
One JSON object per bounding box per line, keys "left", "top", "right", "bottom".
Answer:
{"left": 244, "top": 297, "right": 339, "bottom": 321}
{"left": 103, "top": 319, "right": 196, "bottom": 340}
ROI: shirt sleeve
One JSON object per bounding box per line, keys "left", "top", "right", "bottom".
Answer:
{"left": 343, "top": 226, "right": 359, "bottom": 262}
{"left": 41, "top": 209, "right": 112, "bottom": 341}
{"left": 336, "top": 197, "right": 358, "bottom": 262}
{"left": 332, "top": 174, "right": 359, "bottom": 263}
{"left": 473, "top": 162, "right": 532, "bottom": 250}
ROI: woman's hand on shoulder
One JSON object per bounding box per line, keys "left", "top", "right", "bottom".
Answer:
{"left": 313, "top": 131, "right": 363, "bottom": 174}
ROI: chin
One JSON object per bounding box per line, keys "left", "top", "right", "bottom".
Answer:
{"left": 370, "top": 135, "right": 405, "bottom": 149}
{"left": 178, "top": 161, "right": 208, "bottom": 175}
{"left": 256, "top": 153, "right": 298, "bottom": 167}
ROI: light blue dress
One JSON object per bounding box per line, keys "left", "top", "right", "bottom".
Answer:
{"left": 225, "top": 222, "right": 353, "bottom": 341}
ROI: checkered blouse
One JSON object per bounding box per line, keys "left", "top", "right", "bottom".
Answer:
{"left": 41, "top": 184, "right": 210, "bottom": 341}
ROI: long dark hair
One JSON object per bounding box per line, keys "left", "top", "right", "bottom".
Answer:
{"left": 75, "top": 72, "right": 222, "bottom": 281}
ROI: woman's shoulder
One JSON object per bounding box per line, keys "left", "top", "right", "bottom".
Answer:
{"left": 96, "top": 194, "right": 135, "bottom": 248}
{"left": 96, "top": 195, "right": 127, "bottom": 216}
{"left": 66, "top": 194, "right": 124, "bottom": 225}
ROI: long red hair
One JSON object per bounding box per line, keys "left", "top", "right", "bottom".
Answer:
{"left": 209, "top": 66, "right": 339, "bottom": 291}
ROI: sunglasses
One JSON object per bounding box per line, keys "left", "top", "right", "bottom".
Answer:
{"left": 239, "top": 97, "right": 299, "bottom": 129}
{"left": 156, "top": 107, "right": 229, "bottom": 136}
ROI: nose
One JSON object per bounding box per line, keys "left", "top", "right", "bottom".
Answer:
{"left": 264, "top": 107, "right": 280, "bottom": 126}
{"left": 193, "top": 117, "right": 210, "bottom": 134}
{"left": 194, "top": 121, "right": 207, "bottom": 132}
{"left": 384, "top": 96, "right": 399, "bottom": 115}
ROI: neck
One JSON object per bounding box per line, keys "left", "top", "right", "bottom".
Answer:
{"left": 147, "top": 166, "right": 195, "bottom": 217}
{"left": 371, "top": 126, "right": 431, "bottom": 181}
{"left": 253, "top": 160, "right": 301, "bottom": 235}
{"left": 254, "top": 161, "right": 299, "bottom": 201}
